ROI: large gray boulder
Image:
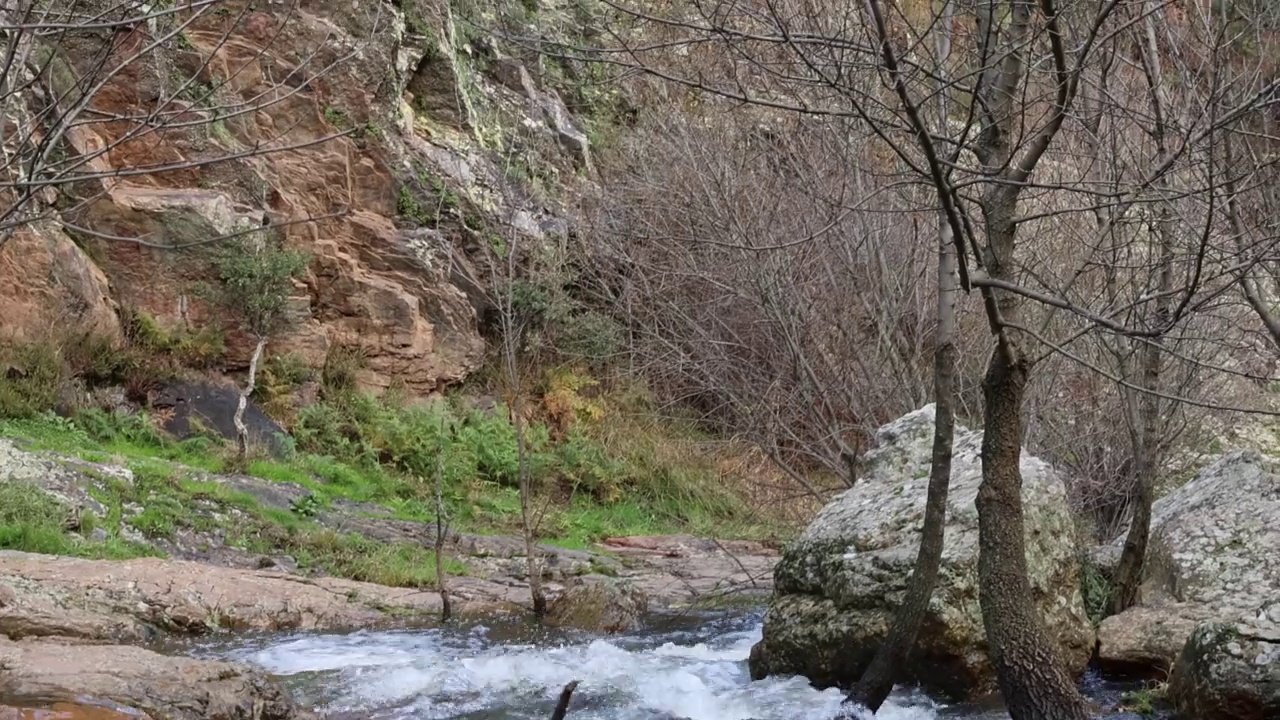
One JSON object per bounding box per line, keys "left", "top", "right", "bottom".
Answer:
{"left": 1098, "top": 451, "right": 1280, "bottom": 672}
{"left": 1167, "top": 615, "right": 1280, "bottom": 720}
{"left": 748, "top": 406, "right": 1093, "bottom": 700}
{"left": 1092, "top": 450, "right": 1280, "bottom": 717}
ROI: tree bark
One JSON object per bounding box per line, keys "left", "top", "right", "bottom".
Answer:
{"left": 234, "top": 335, "right": 267, "bottom": 461}
{"left": 435, "top": 446, "right": 453, "bottom": 622}
{"left": 550, "top": 681, "right": 578, "bottom": 720}
{"left": 977, "top": 346, "right": 1090, "bottom": 720}
{"left": 1110, "top": 12, "right": 1172, "bottom": 614}
{"left": 514, "top": 393, "right": 547, "bottom": 617}
{"left": 845, "top": 214, "right": 959, "bottom": 713}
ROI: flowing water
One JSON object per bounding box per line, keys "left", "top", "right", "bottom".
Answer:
{"left": 192, "top": 610, "right": 1158, "bottom": 720}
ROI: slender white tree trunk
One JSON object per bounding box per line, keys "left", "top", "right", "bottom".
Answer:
{"left": 235, "top": 335, "right": 267, "bottom": 460}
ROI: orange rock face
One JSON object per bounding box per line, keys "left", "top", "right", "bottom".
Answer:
{"left": 0, "top": 225, "right": 121, "bottom": 343}
{"left": 0, "top": 1, "right": 495, "bottom": 394}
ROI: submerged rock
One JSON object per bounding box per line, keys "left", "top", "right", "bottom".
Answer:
{"left": 748, "top": 405, "right": 1093, "bottom": 700}
{"left": 0, "top": 637, "right": 306, "bottom": 720}
{"left": 1098, "top": 450, "right": 1280, "bottom": 678}
{"left": 545, "top": 578, "right": 648, "bottom": 633}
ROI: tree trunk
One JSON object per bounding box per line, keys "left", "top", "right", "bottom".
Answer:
{"left": 550, "top": 681, "right": 578, "bottom": 720}
{"left": 846, "top": 214, "right": 959, "bottom": 713}
{"left": 235, "top": 336, "right": 267, "bottom": 461}
{"left": 977, "top": 347, "right": 1090, "bottom": 720}
{"left": 1111, "top": 15, "right": 1173, "bottom": 613}
{"left": 435, "top": 445, "right": 453, "bottom": 621}
{"left": 514, "top": 394, "right": 547, "bottom": 617}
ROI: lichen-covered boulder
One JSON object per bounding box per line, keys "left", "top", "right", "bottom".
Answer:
{"left": 545, "top": 578, "right": 648, "bottom": 633}
{"left": 747, "top": 405, "right": 1093, "bottom": 700}
{"left": 1098, "top": 450, "right": 1280, "bottom": 677}
{"left": 1168, "top": 614, "right": 1280, "bottom": 720}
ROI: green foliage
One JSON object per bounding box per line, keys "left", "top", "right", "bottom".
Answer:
{"left": 253, "top": 353, "right": 313, "bottom": 424}
{"left": 0, "top": 342, "right": 65, "bottom": 418}
{"left": 558, "top": 311, "right": 624, "bottom": 366}
{"left": 552, "top": 430, "right": 627, "bottom": 502}
{"left": 63, "top": 335, "right": 139, "bottom": 386}
{"left": 121, "top": 308, "right": 226, "bottom": 370}
{"left": 1120, "top": 683, "right": 1168, "bottom": 717}
{"left": 291, "top": 493, "right": 323, "bottom": 518}
{"left": 321, "top": 345, "right": 367, "bottom": 400}
{"left": 0, "top": 479, "right": 158, "bottom": 560}
{"left": 74, "top": 408, "right": 168, "bottom": 449}
{"left": 396, "top": 164, "right": 460, "bottom": 227}
{"left": 210, "top": 236, "right": 308, "bottom": 338}
{"left": 323, "top": 105, "right": 350, "bottom": 128}
{"left": 289, "top": 530, "right": 466, "bottom": 587}
{"left": 398, "top": 186, "right": 435, "bottom": 225}
{"left": 1079, "top": 553, "right": 1113, "bottom": 625}
{"left": 0, "top": 479, "right": 67, "bottom": 529}
{"left": 2, "top": 369, "right": 782, "bottom": 581}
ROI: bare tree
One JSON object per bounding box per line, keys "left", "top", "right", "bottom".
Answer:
{"left": 489, "top": 212, "right": 549, "bottom": 618}
{"left": 434, "top": 434, "right": 453, "bottom": 621}
{"left": 592, "top": 111, "right": 988, "bottom": 494}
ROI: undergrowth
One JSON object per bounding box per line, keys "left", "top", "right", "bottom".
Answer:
{"left": 0, "top": 371, "right": 782, "bottom": 582}
{"left": 0, "top": 479, "right": 159, "bottom": 560}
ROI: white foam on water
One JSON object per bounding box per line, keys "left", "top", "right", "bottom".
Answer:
{"left": 222, "top": 623, "right": 945, "bottom": 720}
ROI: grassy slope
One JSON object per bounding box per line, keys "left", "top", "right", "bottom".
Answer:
{"left": 0, "top": 387, "right": 797, "bottom": 587}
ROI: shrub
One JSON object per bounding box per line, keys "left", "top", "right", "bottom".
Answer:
{"left": 1079, "top": 553, "right": 1113, "bottom": 625}
{"left": 0, "top": 342, "right": 66, "bottom": 418}
{"left": 73, "top": 408, "right": 168, "bottom": 449}
{"left": 321, "top": 345, "right": 367, "bottom": 400}
{"left": 63, "top": 334, "right": 141, "bottom": 386}
{"left": 253, "top": 353, "right": 313, "bottom": 424}
{"left": 553, "top": 430, "right": 626, "bottom": 502}
{"left": 0, "top": 479, "right": 155, "bottom": 559}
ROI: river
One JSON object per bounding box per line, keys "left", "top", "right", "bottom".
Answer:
{"left": 191, "top": 610, "right": 1160, "bottom": 720}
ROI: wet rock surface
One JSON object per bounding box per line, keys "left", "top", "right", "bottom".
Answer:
{"left": 545, "top": 578, "right": 648, "bottom": 633}
{"left": 748, "top": 405, "right": 1094, "bottom": 700}
{"left": 0, "top": 637, "right": 308, "bottom": 720}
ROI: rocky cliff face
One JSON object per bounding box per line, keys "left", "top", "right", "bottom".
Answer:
{"left": 0, "top": 0, "right": 592, "bottom": 394}
{"left": 747, "top": 405, "right": 1094, "bottom": 700}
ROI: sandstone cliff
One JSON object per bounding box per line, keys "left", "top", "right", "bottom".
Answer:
{"left": 1, "top": 0, "right": 598, "bottom": 395}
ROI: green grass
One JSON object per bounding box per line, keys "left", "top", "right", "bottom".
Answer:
{"left": 1120, "top": 683, "right": 1168, "bottom": 717}
{"left": 0, "top": 479, "right": 159, "bottom": 560}
{"left": 288, "top": 530, "right": 467, "bottom": 587}
{"left": 0, "top": 378, "right": 788, "bottom": 588}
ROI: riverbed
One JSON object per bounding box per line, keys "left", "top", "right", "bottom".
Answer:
{"left": 190, "top": 610, "right": 1161, "bottom": 720}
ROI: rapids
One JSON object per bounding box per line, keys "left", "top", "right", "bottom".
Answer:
{"left": 192, "top": 611, "right": 1156, "bottom": 720}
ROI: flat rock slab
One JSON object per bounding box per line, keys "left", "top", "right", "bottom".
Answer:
{"left": 0, "top": 637, "right": 305, "bottom": 720}
{"left": 0, "top": 551, "right": 524, "bottom": 642}
{"left": 600, "top": 536, "right": 778, "bottom": 606}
